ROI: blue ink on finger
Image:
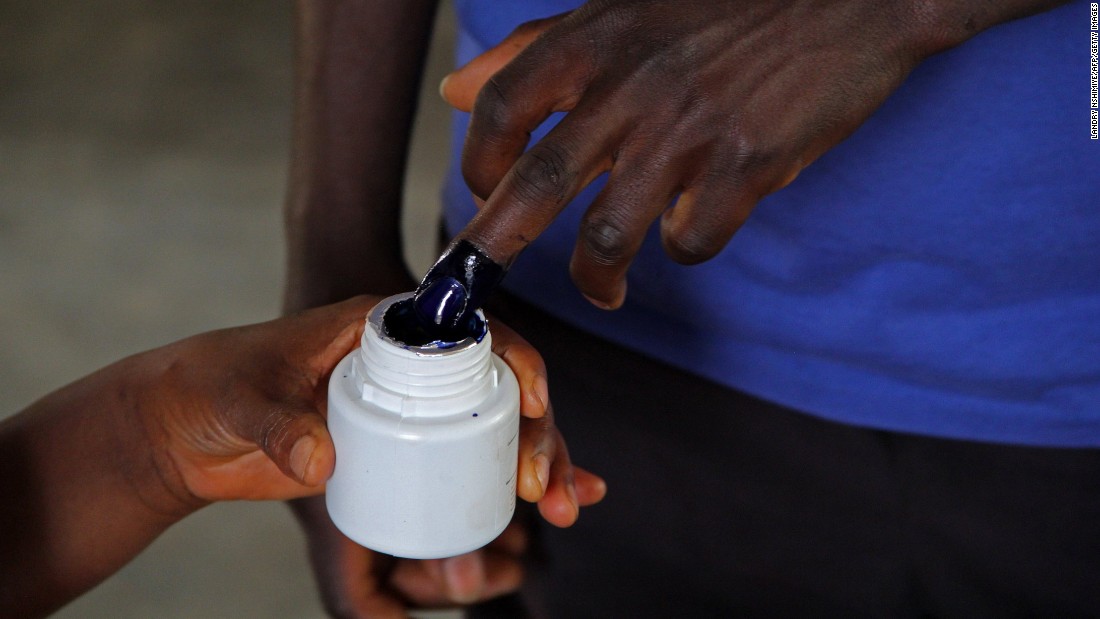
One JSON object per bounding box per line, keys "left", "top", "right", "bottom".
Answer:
{"left": 413, "top": 276, "right": 467, "bottom": 328}
{"left": 381, "top": 295, "right": 486, "bottom": 348}
{"left": 411, "top": 239, "right": 506, "bottom": 337}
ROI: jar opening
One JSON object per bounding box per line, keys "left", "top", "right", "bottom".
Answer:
{"left": 376, "top": 294, "right": 487, "bottom": 351}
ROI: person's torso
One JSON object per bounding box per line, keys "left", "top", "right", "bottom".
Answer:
{"left": 445, "top": 0, "right": 1100, "bottom": 446}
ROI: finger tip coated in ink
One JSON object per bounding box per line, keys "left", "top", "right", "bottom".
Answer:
{"left": 413, "top": 275, "right": 468, "bottom": 328}
{"left": 412, "top": 239, "right": 508, "bottom": 341}
{"left": 381, "top": 296, "right": 487, "bottom": 349}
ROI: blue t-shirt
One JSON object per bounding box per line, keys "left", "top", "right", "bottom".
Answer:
{"left": 444, "top": 1, "right": 1100, "bottom": 447}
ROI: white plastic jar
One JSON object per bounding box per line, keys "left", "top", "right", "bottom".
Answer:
{"left": 325, "top": 293, "right": 520, "bottom": 559}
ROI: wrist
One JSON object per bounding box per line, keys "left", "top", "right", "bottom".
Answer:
{"left": 116, "top": 350, "right": 210, "bottom": 521}
{"left": 284, "top": 198, "right": 416, "bottom": 310}
{"left": 0, "top": 352, "right": 205, "bottom": 613}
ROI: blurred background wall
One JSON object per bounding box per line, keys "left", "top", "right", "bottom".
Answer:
{"left": 0, "top": 1, "right": 455, "bottom": 616}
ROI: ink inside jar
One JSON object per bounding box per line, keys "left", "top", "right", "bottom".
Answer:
{"left": 381, "top": 297, "right": 487, "bottom": 349}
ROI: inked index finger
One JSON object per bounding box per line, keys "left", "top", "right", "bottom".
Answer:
{"left": 459, "top": 102, "right": 621, "bottom": 267}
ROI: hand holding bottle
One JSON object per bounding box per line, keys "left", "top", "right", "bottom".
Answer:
{"left": 0, "top": 295, "right": 604, "bottom": 618}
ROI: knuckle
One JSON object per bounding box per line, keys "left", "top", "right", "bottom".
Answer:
{"left": 259, "top": 409, "right": 294, "bottom": 453}
{"left": 722, "top": 133, "right": 780, "bottom": 186}
{"left": 663, "top": 232, "right": 720, "bottom": 265}
{"left": 511, "top": 142, "right": 577, "bottom": 207}
{"left": 662, "top": 183, "right": 754, "bottom": 266}
{"left": 473, "top": 75, "right": 519, "bottom": 135}
{"left": 579, "top": 217, "right": 631, "bottom": 266}
{"left": 663, "top": 226, "right": 723, "bottom": 265}
{"left": 729, "top": 145, "right": 772, "bottom": 177}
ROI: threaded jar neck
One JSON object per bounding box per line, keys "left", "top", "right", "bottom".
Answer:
{"left": 351, "top": 294, "right": 498, "bottom": 416}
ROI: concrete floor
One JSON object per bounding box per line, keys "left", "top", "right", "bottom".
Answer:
{"left": 1, "top": 1, "right": 455, "bottom": 616}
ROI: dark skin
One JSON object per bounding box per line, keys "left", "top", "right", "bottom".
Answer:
{"left": 285, "top": 0, "right": 1066, "bottom": 616}
{"left": 284, "top": 2, "right": 605, "bottom": 614}
{"left": 442, "top": 0, "right": 1069, "bottom": 308}
{"left": 0, "top": 296, "right": 602, "bottom": 618}
{"left": 283, "top": 0, "right": 439, "bottom": 309}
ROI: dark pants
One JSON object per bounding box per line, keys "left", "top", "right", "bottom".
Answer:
{"left": 476, "top": 292, "right": 1100, "bottom": 618}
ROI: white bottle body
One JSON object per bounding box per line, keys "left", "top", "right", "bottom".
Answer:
{"left": 325, "top": 294, "right": 519, "bottom": 559}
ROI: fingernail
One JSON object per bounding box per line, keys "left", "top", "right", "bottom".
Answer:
{"left": 443, "top": 553, "right": 484, "bottom": 604}
{"left": 534, "top": 454, "right": 550, "bottom": 496}
{"left": 582, "top": 293, "right": 614, "bottom": 310}
{"left": 413, "top": 276, "right": 468, "bottom": 328}
{"left": 593, "top": 476, "right": 608, "bottom": 499}
{"left": 532, "top": 374, "right": 549, "bottom": 414}
{"left": 289, "top": 435, "right": 316, "bottom": 483}
{"left": 419, "top": 240, "right": 506, "bottom": 322}
{"left": 439, "top": 74, "right": 452, "bottom": 100}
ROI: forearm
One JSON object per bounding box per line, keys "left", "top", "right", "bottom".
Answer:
{"left": 284, "top": 0, "right": 440, "bottom": 311}
{"left": 0, "top": 353, "right": 200, "bottom": 618}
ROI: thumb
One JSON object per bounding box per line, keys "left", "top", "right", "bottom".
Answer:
{"left": 441, "top": 13, "right": 566, "bottom": 112}
{"left": 253, "top": 404, "right": 335, "bottom": 487}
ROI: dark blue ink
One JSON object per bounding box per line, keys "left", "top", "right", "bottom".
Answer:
{"left": 412, "top": 240, "right": 506, "bottom": 337}
{"left": 412, "top": 276, "right": 467, "bottom": 329}
{"left": 472, "top": 413, "right": 479, "bottom": 417}
{"left": 382, "top": 295, "right": 487, "bottom": 347}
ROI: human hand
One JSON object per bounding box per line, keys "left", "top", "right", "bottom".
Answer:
{"left": 292, "top": 312, "right": 605, "bottom": 618}
{"left": 142, "top": 295, "right": 382, "bottom": 505}
{"left": 440, "top": 0, "right": 987, "bottom": 308}
{"left": 0, "top": 296, "right": 393, "bottom": 616}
